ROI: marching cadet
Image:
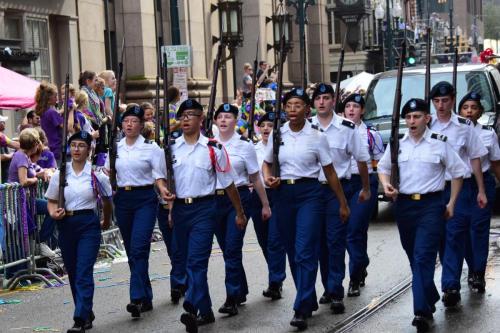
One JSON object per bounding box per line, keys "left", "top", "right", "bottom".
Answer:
{"left": 164, "top": 99, "right": 247, "bottom": 333}
{"left": 310, "top": 84, "right": 371, "bottom": 313}
{"left": 428, "top": 82, "right": 488, "bottom": 307}
{"left": 378, "top": 98, "right": 466, "bottom": 332}
{"left": 214, "top": 103, "right": 271, "bottom": 316}
{"left": 262, "top": 88, "right": 350, "bottom": 330}
{"left": 458, "top": 92, "right": 500, "bottom": 292}
{"left": 343, "top": 93, "right": 385, "bottom": 295}
{"left": 105, "top": 104, "right": 170, "bottom": 318}
{"left": 253, "top": 112, "right": 287, "bottom": 300}
{"left": 46, "top": 131, "right": 113, "bottom": 332}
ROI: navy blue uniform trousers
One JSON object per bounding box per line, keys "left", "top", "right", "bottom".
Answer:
{"left": 249, "top": 188, "right": 274, "bottom": 262}
{"left": 214, "top": 187, "right": 251, "bottom": 300}
{"left": 272, "top": 179, "right": 323, "bottom": 315}
{"left": 114, "top": 188, "right": 158, "bottom": 303}
{"left": 58, "top": 212, "right": 100, "bottom": 322}
{"left": 395, "top": 193, "right": 445, "bottom": 316}
{"left": 319, "top": 179, "right": 352, "bottom": 299}
{"left": 172, "top": 197, "right": 216, "bottom": 316}
{"left": 465, "top": 172, "right": 496, "bottom": 274}
{"left": 157, "top": 204, "right": 186, "bottom": 290}
{"left": 347, "top": 173, "right": 379, "bottom": 281}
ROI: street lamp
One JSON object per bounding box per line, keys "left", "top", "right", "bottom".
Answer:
{"left": 271, "top": 2, "right": 293, "bottom": 52}
{"left": 391, "top": 1, "right": 402, "bottom": 30}
{"left": 456, "top": 25, "right": 462, "bottom": 52}
{"left": 374, "top": 3, "right": 385, "bottom": 70}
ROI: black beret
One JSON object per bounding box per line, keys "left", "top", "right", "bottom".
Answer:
{"left": 257, "top": 112, "right": 274, "bottom": 126}
{"left": 430, "top": 81, "right": 455, "bottom": 99}
{"left": 458, "top": 91, "right": 483, "bottom": 111}
{"left": 214, "top": 103, "right": 239, "bottom": 119}
{"left": 283, "top": 87, "right": 310, "bottom": 105}
{"left": 342, "top": 93, "right": 365, "bottom": 111}
{"left": 68, "top": 130, "right": 92, "bottom": 147}
{"left": 401, "top": 98, "right": 429, "bottom": 117}
{"left": 176, "top": 99, "right": 203, "bottom": 118}
{"left": 311, "top": 83, "right": 335, "bottom": 104}
{"left": 122, "top": 104, "right": 144, "bottom": 121}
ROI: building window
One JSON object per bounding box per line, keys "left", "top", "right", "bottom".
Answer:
{"left": 26, "top": 17, "right": 50, "bottom": 81}
{"left": 5, "top": 17, "right": 22, "bottom": 40}
{"left": 327, "top": 10, "right": 342, "bottom": 45}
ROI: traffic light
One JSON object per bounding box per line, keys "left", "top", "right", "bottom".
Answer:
{"left": 407, "top": 45, "right": 417, "bottom": 66}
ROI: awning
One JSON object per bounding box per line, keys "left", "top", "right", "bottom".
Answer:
{"left": 0, "top": 65, "right": 40, "bottom": 110}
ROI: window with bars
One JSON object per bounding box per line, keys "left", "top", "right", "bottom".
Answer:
{"left": 327, "top": 10, "right": 342, "bottom": 45}
{"left": 26, "top": 17, "right": 50, "bottom": 81}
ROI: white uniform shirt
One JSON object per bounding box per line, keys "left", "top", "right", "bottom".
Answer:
{"left": 474, "top": 123, "right": 500, "bottom": 172}
{"left": 311, "top": 114, "right": 370, "bottom": 181}
{"left": 105, "top": 135, "right": 166, "bottom": 187}
{"left": 172, "top": 134, "right": 234, "bottom": 198}
{"left": 351, "top": 121, "right": 385, "bottom": 175}
{"left": 45, "top": 162, "right": 112, "bottom": 211}
{"left": 378, "top": 129, "right": 467, "bottom": 194}
{"left": 255, "top": 140, "right": 268, "bottom": 188}
{"left": 430, "top": 113, "right": 488, "bottom": 179}
{"left": 263, "top": 121, "right": 332, "bottom": 179}
{"left": 215, "top": 133, "right": 260, "bottom": 188}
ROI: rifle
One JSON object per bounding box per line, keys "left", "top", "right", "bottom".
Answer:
{"left": 162, "top": 53, "right": 175, "bottom": 194}
{"left": 452, "top": 47, "right": 458, "bottom": 112}
{"left": 154, "top": 0, "right": 162, "bottom": 144}
{"left": 58, "top": 53, "right": 71, "bottom": 209}
{"left": 272, "top": 15, "right": 288, "bottom": 178}
{"left": 424, "top": 27, "right": 431, "bottom": 110}
{"left": 205, "top": 43, "right": 224, "bottom": 138}
{"left": 248, "top": 36, "right": 259, "bottom": 141}
{"left": 108, "top": 38, "right": 125, "bottom": 191}
{"left": 334, "top": 30, "right": 348, "bottom": 114}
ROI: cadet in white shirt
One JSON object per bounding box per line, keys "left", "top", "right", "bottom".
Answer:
{"left": 105, "top": 104, "right": 170, "bottom": 318}
{"left": 46, "top": 131, "right": 112, "bottom": 333}
{"left": 458, "top": 92, "right": 500, "bottom": 293}
{"left": 310, "top": 85, "right": 371, "bottom": 313}
{"left": 165, "top": 99, "right": 247, "bottom": 333}
{"left": 428, "top": 81, "right": 488, "bottom": 308}
{"left": 262, "top": 88, "right": 349, "bottom": 330}
{"left": 213, "top": 103, "right": 271, "bottom": 316}
{"left": 343, "top": 93, "right": 385, "bottom": 297}
{"left": 378, "top": 98, "right": 466, "bottom": 332}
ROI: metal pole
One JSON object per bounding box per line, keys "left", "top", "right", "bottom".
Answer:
{"left": 170, "top": 0, "right": 181, "bottom": 45}
{"left": 386, "top": 0, "right": 394, "bottom": 69}
{"left": 232, "top": 47, "right": 237, "bottom": 99}
{"left": 103, "top": 0, "right": 113, "bottom": 70}
{"left": 298, "top": 1, "right": 306, "bottom": 89}
{"left": 449, "top": 0, "right": 453, "bottom": 53}
{"left": 379, "top": 19, "right": 386, "bottom": 70}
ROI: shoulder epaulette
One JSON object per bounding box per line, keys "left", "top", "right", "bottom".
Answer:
{"left": 240, "top": 135, "right": 251, "bottom": 142}
{"left": 311, "top": 124, "right": 323, "bottom": 132}
{"left": 457, "top": 116, "right": 472, "bottom": 126}
{"left": 144, "top": 139, "right": 153, "bottom": 144}
{"left": 431, "top": 132, "right": 448, "bottom": 142}
{"left": 171, "top": 130, "right": 182, "bottom": 139}
{"left": 482, "top": 124, "right": 494, "bottom": 131}
{"left": 207, "top": 139, "right": 223, "bottom": 149}
{"left": 341, "top": 119, "right": 355, "bottom": 129}
{"left": 367, "top": 124, "right": 377, "bottom": 131}
{"left": 307, "top": 118, "right": 313, "bottom": 123}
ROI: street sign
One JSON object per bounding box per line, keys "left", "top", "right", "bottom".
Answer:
{"left": 161, "top": 45, "right": 192, "bottom": 68}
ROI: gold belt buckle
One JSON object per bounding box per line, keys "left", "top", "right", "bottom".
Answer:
{"left": 184, "top": 198, "right": 194, "bottom": 204}
{"left": 286, "top": 179, "right": 296, "bottom": 185}
{"left": 216, "top": 190, "right": 225, "bottom": 196}
{"left": 124, "top": 186, "right": 132, "bottom": 191}
{"left": 163, "top": 204, "right": 169, "bottom": 209}
{"left": 411, "top": 193, "right": 421, "bottom": 200}
{"left": 66, "top": 210, "right": 74, "bottom": 216}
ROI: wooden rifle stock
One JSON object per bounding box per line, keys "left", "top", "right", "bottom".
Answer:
{"left": 206, "top": 44, "right": 224, "bottom": 138}
{"left": 248, "top": 36, "right": 259, "bottom": 141}
{"left": 58, "top": 56, "right": 71, "bottom": 209}
{"left": 162, "top": 53, "right": 175, "bottom": 194}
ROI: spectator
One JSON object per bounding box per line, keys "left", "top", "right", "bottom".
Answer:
{"left": 74, "top": 91, "right": 97, "bottom": 136}
{"left": 33, "top": 127, "right": 57, "bottom": 170}
{"left": 142, "top": 121, "right": 156, "bottom": 141}
{"left": 141, "top": 102, "right": 155, "bottom": 122}
{"left": 79, "top": 71, "right": 104, "bottom": 124}
{"left": 60, "top": 83, "right": 77, "bottom": 106}
{"left": 27, "top": 110, "right": 41, "bottom": 127}
{"left": 0, "top": 115, "right": 18, "bottom": 183}
{"left": 242, "top": 63, "right": 253, "bottom": 98}
{"left": 166, "top": 86, "right": 181, "bottom": 133}
{"left": 99, "top": 70, "right": 117, "bottom": 117}
{"left": 35, "top": 81, "right": 64, "bottom": 162}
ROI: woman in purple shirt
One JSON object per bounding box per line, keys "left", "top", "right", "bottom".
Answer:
{"left": 35, "top": 82, "right": 63, "bottom": 162}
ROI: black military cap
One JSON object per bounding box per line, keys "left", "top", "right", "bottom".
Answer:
{"left": 283, "top": 87, "right": 310, "bottom": 105}
{"left": 430, "top": 81, "right": 455, "bottom": 99}
{"left": 176, "top": 99, "right": 203, "bottom": 118}
{"left": 342, "top": 93, "right": 365, "bottom": 110}
{"left": 257, "top": 112, "right": 274, "bottom": 126}
{"left": 311, "top": 83, "right": 335, "bottom": 104}
{"left": 68, "top": 130, "right": 92, "bottom": 147}
{"left": 122, "top": 104, "right": 144, "bottom": 121}
{"left": 401, "top": 98, "right": 429, "bottom": 117}
{"left": 458, "top": 91, "right": 483, "bottom": 111}
{"left": 214, "top": 103, "right": 239, "bottom": 119}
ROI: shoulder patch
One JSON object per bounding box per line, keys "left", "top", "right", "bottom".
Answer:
{"left": 431, "top": 132, "right": 448, "bottom": 142}
{"left": 482, "top": 124, "right": 494, "bottom": 131}
{"left": 457, "top": 116, "right": 472, "bottom": 126}
{"left": 239, "top": 135, "right": 251, "bottom": 142}
{"left": 207, "top": 139, "right": 223, "bottom": 150}
{"left": 341, "top": 119, "right": 356, "bottom": 129}
{"left": 311, "top": 124, "right": 323, "bottom": 132}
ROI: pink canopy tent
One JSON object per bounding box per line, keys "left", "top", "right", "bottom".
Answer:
{"left": 0, "top": 66, "right": 40, "bottom": 110}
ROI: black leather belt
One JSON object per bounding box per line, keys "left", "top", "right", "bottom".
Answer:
{"left": 174, "top": 195, "right": 214, "bottom": 205}
{"left": 282, "top": 178, "right": 316, "bottom": 185}
{"left": 320, "top": 178, "right": 348, "bottom": 186}
{"left": 399, "top": 191, "right": 443, "bottom": 201}
{"left": 65, "top": 209, "right": 95, "bottom": 216}
{"left": 118, "top": 185, "right": 154, "bottom": 191}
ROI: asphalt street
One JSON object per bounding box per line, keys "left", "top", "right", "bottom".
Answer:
{"left": 0, "top": 203, "right": 498, "bottom": 333}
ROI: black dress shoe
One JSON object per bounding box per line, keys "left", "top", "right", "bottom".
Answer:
{"left": 126, "top": 303, "right": 141, "bottom": 318}
{"left": 347, "top": 280, "right": 361, "bottom": 297}
{"left": 197, "top": 311, "right": 215, "bottom": 326}
{"left": 442, "top": 289, "right": 461, "bottom": 307}
{"left": 360, "top": 269, "right": 368, "bottom": 287}
{"left": 237, "top": 295, "right": 247, "bottom": 305}
{"left": 83, "top": 311, "right": 95, "bottom": 330}
{"left": 171, "top": 288, "right": 183, "bottom": 304}
{"left": 412, "top": 315, "right": 432, "bottom": 332}
{"left": 263, "top": 283, "right": 282, "bottom": 300}
{"left": 180, "top": 312, "right": 198, "bottom": 333}
{"left": 331, "top": 298, "right": 345, "bottom": 314}
{"left": 218, "top": 299, "right": 238, "bottom": 316}
{"left": 319, "top": 292, "right": 332, "bottom": 304}
{"left": 472, "top": 272, "right": 486, "bottom": 293}
{"left": 141, "top": 301, "right": 153, "bottom": 313}
{"left": 467, "top": 271, "right": 474, "bottom": 287}
{"left": 67, "top": 319, "right": 86, "bottom": 333}
{"left": 290, "top": 312, "right": 308, "bottom": 331}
